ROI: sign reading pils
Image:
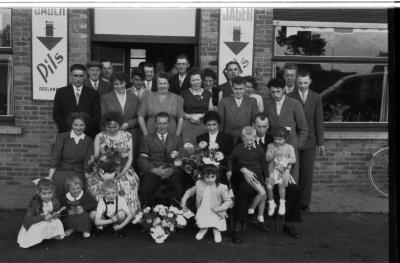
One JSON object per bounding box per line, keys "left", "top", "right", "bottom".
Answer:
{"left": 32, "top": 8, "right": 68, "bottom": 101}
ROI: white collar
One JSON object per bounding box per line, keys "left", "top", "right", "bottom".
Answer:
{"left": 70, "top": 130, "right": 85, "bottom": 144}
{"left": 90, "top": 79, "right": 99, "bottom": 85}
{"left": 234, "top": 97, "right": 243, "bottom": 102}
{"left": 179, "top": 74, "right": 186, "bottom": 80}
{"left": 299, "top": 89, "right": 308, "bottom": 97}
{"left": 66, "top": 191, "right": 84, "bottom": 201}
{"left": 157, "top": 132, "right": 168, "bottom": 140}
{"left": 114, "top": 89, "right": 126, "bottom": 96}
{"left": 276, "top": 95, "right": 286, "bottom": 105}
{"left": 73, "top": 85, "right": 83, "bottom": 91}
{"left": 209, "top": 130, "right": 218, "bottom": 137}
{"left": 285, "top": 85, "right": 295, "bottom": 93}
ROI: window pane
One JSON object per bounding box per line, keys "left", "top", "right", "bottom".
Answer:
{"left": 0, "top": 55, "right": 12, "bottom": 115}
{"left": 0, "top": 9, "right": 11, "bottom": 48}
{"left": 274, "top": 26, "right": 388, "bottom": 57}
{"left": 274, "top": 62, "right": 387, "bottom": 122}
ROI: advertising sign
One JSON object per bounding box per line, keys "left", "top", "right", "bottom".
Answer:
{"left": 218, "top": 8, "right": 254, "bottom": 84}
{"left": 32, "top": 8, "right": 68, "bottom": 100}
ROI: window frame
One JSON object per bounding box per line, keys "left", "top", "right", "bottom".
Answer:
{"left": 272, "top": 20, "right": 389, "bottom": 130}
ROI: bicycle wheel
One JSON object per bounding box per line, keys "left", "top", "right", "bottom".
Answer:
{"left": 368, "top": 148, "right": 389, "bottom": 198}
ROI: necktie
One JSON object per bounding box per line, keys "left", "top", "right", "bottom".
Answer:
{"left": 301, "top": 92, "right": 306, "bottom": 104}
{"left": 75, "top": 88, "right": 81, "bottom": 104}
{"left": 93, "top": 81, "right": 98, "bottom": 90}
{"left": 146, "top": 81, "right": 151, "bottom": 90}
{"left": 160, "top": 134, "right": 166, "bottom": 147}
{"left": 179, "top": 78, "right": 183, "bottom": 87}
{"left": 256, "top": 138, "right": 262, "bottom": 145}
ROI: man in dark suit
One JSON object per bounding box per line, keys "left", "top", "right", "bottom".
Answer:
{"left": 137, "top": 112, "right": 185, "bottom": 207}
{"left": 100, "top": 60, "right": 114, "bottom": 83}
{"left": 84, "top": 61, "right": 112, "bottom": 96}
{"left": 264, "top": 78, "right": 308, "bottom": 239}
{"left": 218, "top": 61, "right": 242, "bottom": 99}
{"left": 143, "top": 62, "right": 158, "bottom": 92}
{"left": 283, "top": 63, "right": 298, "bottom": 95}
{"left": 53, "top": 64, "right": 101, "bottom": 139}
{"left": 169, "top": 54, "right": 191, "bottom": 95}
{"left": 289, "top": 71, "right": 325, "bottom": 212}
{"left": 218, "top": 76, "right": 258, "bottom": 145}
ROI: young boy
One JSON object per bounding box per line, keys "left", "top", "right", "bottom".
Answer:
{"left": 94, "top": 179, "right": 133, "bottom": 238}
{"left": 227, "top": 126, "right": 269, "bottom": 233}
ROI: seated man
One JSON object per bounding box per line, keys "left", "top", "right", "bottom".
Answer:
{"left": 137, "top": 112, "right": 185, "bottom": 207}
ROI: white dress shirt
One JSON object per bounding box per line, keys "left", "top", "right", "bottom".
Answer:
{"left": 90, "top": 79, "right": 99, "bottom": 90}
{"left": 276, "top": 95, "right": 286, "bottom": 116}
{"left": 73, "top": 85, "right": 83, "bottom": 104}
{"left": 209, "top": 131, "right": 218, "bottom": 145}
{"left": 234, "top": 97, "right": 243, "bottom": 108}
{"left": 285, "top": 85, "right": 295, "bottom": 94}
{"left": 179, "top": 74, "right": 186, "bottom": 87}
{"left": 115, "top": 90, "right": 127, "bottom": 113}
{"left": 157, "top": 132, "right": 168, "bottom": 142}
{"left": 145, "top": 80, "right": 153, "bottom": 91}
{"left": 299, "top": 89, "right": 309, "bottom": 104}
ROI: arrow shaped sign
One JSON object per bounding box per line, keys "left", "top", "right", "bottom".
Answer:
{"left": 224, "top": 41, "right": 249, "bottom": 55}
{"left": 37, "top": 36, "right": 63, "bottom": 51}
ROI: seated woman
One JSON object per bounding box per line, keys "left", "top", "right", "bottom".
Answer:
{"left": 196, "top": 110, "right": 234, "bottom": 186}
{"left": 86, "top": 111, "right": 141, "bottom": 217}
{"left": 101, "top": 72, "right": 141, "bottom": 165}
{"left": 49, "top": 112, "right": 93, "bottom": 201}
{"left": 137, "top": 72, "right": 184, "bottom": 137}
{"left": 181, "top": 68, "right": 213, "bottom": 144}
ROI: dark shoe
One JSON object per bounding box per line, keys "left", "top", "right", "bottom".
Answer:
{"left": 301, "top": 205, "right": 310, "bottom": 213}
{"left": 232, "top": 231, "right": 242, "bottom": 244}
{"left": 283, "top": 225, "right": 301, "bottom": 239}
{"left": 92, "top": 228, "right": 103, "bottom": 237}
{"left": 255, "top": 221, "right": 271, "bottom": 232}
{"left": 247, "top": 213, "right": 257, "bottom": 223}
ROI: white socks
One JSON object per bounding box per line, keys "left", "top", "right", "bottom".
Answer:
{"left": 278, "top": 199, "right": 286, "bottom": 215}
{"left": 268, "top": 200, "right": 276, "bottom": 216}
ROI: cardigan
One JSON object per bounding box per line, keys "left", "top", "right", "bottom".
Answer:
{"left": 181, "top": 180, "right": 233, "bottom": 217}
{"left": 22, "top": 194, "right": 62, "bottom": 230}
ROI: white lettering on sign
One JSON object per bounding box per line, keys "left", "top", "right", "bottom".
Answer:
{"left": 32, "top": 8, "right": 68, "bottom": 101}
{"left": 222, "top": 8, "right": 253, "bottom": 21}
{"left": 34, "top": 8, "right": 66, "bottom": 16}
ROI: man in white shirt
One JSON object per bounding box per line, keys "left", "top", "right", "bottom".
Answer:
{"left": 170, "top": 54, "right": 191, "bottom": 95}
{"left": 84, "top": 61, "right": 112, "bottom": 96}
{"left": 143, "top": 62, "right": 157, "bottom": 92}
{"left": 283, "top": 64, "right": 298, "bottom": 94}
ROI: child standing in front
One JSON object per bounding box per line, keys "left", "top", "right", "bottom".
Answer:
{"left": 17, "top": 179, "right": 65, "bottom": 248}
{"left": 181, "top": 164, "right": 232, "bottom": 243}
{"left": 227, "top": 126, "right": 269, "bottom": 232}
{"left": 61, "top": 176, "right": 97, "bottom": 238}
{"left": 94, "top": 179, "right": 133, "bottom": 238}
{"left": 265, "top": 127, "right": 296, "bottom": 216}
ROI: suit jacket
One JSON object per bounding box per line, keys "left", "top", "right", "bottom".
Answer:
{"left": 144, "top": 78, "right": 158, "bottom": 92}
{"left": 218, "top": 81, "right": 233, "bottom": 98}
{"left": 289, "top": 89, "right": 324, "bottom": 149}
{"left": 169, "top": 74, "right": 191, "bottom": 95}
{"left": 263, "top": 95, "right": 308, "bottom": 149}
{"left": 137, "top": 132, "right": 183, "bottom": 174}
{"left": 196, "top": 131, "right": 234, "bottom": 166}
{"left": 53, "top": 85, "right": 100, "bottom": 139}
{"left": 181, "top": 180, "right": 233, "bottom": 217}
{"left": 83, "top": 79, "right": 113, "bottom": 97}
{"left": 100, "top": 91, "right": 140, "bottom": 133}
{"left": 218, "top": 96, "right": 258, "bottom": 141}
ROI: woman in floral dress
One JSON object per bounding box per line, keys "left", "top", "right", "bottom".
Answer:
{"left": 86, "top": 111, "right": 141, "bottom": 217}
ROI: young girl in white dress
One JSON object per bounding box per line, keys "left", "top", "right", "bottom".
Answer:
{"left": 265, "top": 127, "right": 296, "bottom": 217}
{"left": 181, "top": 164, "right": 233, "bottom": 243}
{"left": 17, "top": 179, "right": 65, "bottom": 248}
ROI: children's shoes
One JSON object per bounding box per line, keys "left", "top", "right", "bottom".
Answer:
{"left": 82, "top": 232, "right": 91, "bottom": 238}
{"left": 278, "top": 200, "right": 286, "bottom": 216}
{"left": 64, "top": 229, "right": 74, "bottom": 237}
{"left": 195, "top": 228, "right": 208, "bottom": 240}
{"left": 213, "top": 229, "right": 222, "bottom": 243}
{"left": 268, "top": 200, "right": 276, "bottom": 216}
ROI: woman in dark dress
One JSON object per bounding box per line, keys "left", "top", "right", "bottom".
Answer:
{"left": 181, "top": 68, "right": 213, "bottom": 144}
{"left": 48, "top": 112, "right": 94, "bottom": 201}
{"left": 202, "top": 68, "right": 219, "bottom": 109}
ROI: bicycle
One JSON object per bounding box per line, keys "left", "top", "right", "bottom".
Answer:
{"left": 367, "top": 146, "right": 389, "bottom": 198}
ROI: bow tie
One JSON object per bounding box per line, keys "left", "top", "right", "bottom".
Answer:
{"left": 245, "top": 146, "right": 255, "bottom": 151}
{"left": 105, "top": 200, "right": 115, "bottom": 205}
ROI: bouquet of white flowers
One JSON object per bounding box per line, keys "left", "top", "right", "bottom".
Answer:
{"left": 132, "top": 205, "right": 193, "bottom": 243}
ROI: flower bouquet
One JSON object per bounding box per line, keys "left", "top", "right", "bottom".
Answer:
{"left": 132, "top": 204, "right": 193, "bottom": 243}
{"left": 170, "top": 142, "right": 224, "bottom": 181}
{"left": 86, "top": 145, "right": 129, "bottom": 181}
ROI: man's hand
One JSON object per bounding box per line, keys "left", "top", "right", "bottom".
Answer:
{"left": 120, "top": 123, "right": 129, "bottom": 131}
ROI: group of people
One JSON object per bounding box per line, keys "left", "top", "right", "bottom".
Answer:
{"left": 17, "top": 55, "right": 325, "bottom": 248}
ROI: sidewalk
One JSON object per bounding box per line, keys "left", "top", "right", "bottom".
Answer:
{"left": 0, "top": 184, "right": 389, "bottom": 213}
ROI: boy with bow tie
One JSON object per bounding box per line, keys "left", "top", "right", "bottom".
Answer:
{"left": 94, "top": 180, "right": 132, "bottom": 238}
{"left": 227, "top": 126, "right": 270, "bottom": 243}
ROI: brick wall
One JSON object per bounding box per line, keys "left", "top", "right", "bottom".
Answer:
{"left": 199, "top": 9, "right": 219, "bottom": 74}
{"left": 0, "top": 8, "right": 90, "bottom": 188}
{"left": 314, "top": 139, "right": 388, "bottom": 191}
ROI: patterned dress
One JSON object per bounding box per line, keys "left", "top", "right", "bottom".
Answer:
{"left": 86, "top": 131, "right": 141, "bottom": 216}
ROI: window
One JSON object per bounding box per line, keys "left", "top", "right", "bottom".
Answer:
{"left": 272, "top": 21, "right": 388, "bottom": 123}
{"left": 0, "top": 9, "right": 12, "bottom": 118}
